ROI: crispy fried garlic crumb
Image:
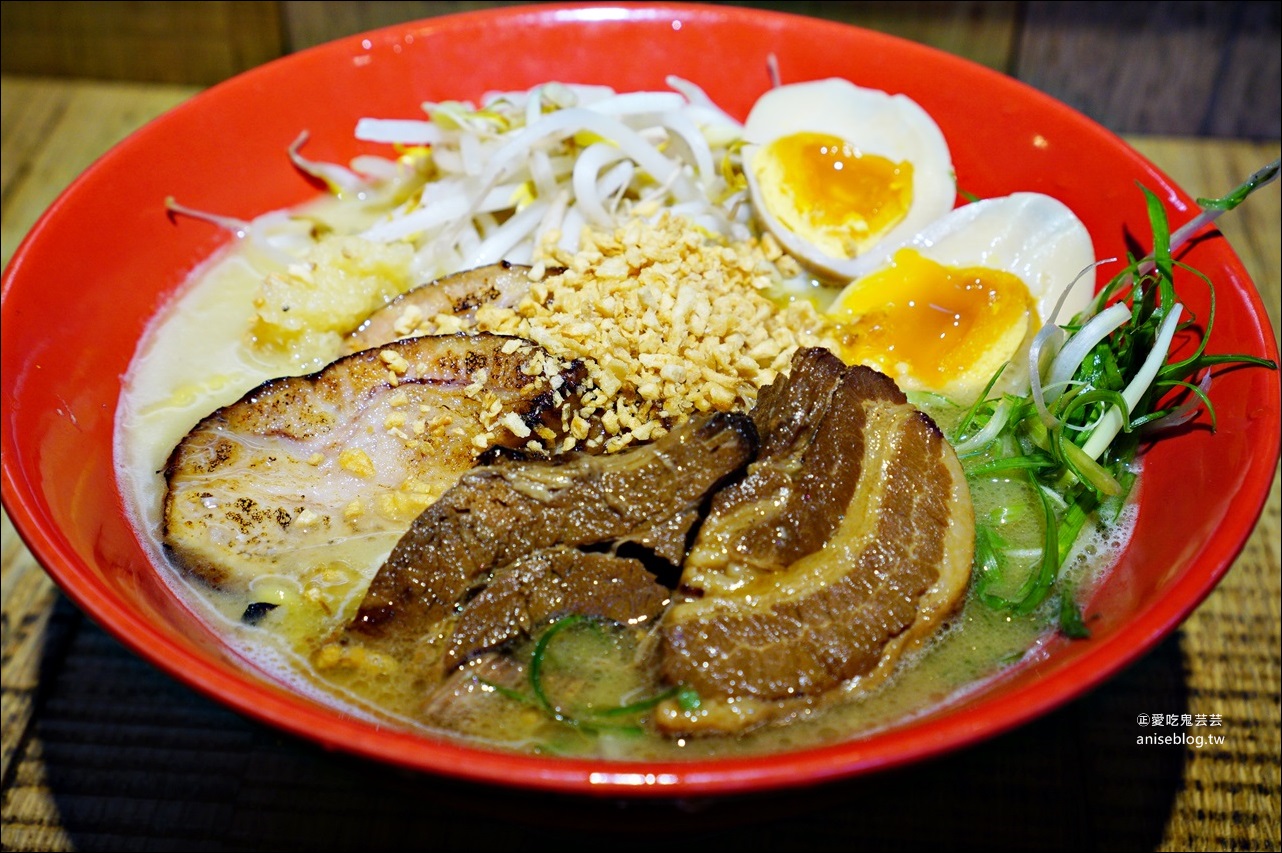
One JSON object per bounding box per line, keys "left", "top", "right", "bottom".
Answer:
{"left": 427, "top": 215, "right": 840, "bottom": 452}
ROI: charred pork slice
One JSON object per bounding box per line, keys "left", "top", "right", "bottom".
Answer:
{"left": 347, "top": 412, "right": 758, "bottom": 663}
{"left": 657, "top": 348, "right": 974, "bottom": 735}
{"left": 345, "top": 262, "right": 535, "bottom": 353}
{"left": 163, "top": 333, "right": 584, "bottom": 592}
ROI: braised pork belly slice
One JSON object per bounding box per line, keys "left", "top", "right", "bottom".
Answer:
{"left": 163, "top": 333, "right": 584, "bottom": 592}
{"left": 657, "top": 348, "right": 974, "bottom": 735}
{"left": 344, "top": 262, "right": 536, "bottom": 353}
{"left": 420, "top": 652, "right": 530, "bottom": 738}
{"left": 346, "top": 412, "right": 758, "bottom": 677}
{"left": 445, "top": 547, "right": 670, "bottom": 670}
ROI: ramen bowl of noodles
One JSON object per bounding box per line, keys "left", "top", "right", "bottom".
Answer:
{"left": 2, "top": 3, "right": 1278, "bottom": 796}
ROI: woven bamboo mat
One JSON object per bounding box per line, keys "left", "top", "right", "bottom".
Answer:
{"left": 3, "top": 539, "right": 1276, "bottom": 852}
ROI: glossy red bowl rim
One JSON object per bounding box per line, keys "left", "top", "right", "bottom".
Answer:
{"left": 3, "top": 2, "right": 1279, "bottom": 797}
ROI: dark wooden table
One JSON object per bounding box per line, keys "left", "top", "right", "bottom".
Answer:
{"left": 3, "top": 76, "right": 1279, "bottom": 852}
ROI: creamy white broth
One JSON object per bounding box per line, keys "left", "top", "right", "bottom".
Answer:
{"left": 116, "top": 222, "right": 408, "bottom": 726}
{"left": 109, "top": 69, "right": 1155, "bottom": 758}
{"left": 114, "top": 200, "right": 1136, "bottom": 759}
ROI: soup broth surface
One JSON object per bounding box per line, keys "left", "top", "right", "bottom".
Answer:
{"left": 117, "top": 195, "right": 1133, "bottom": 760}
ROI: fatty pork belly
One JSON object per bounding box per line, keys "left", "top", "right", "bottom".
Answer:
{"left": 163, "top": 333, "right": 583, "bottom": 592}
{"left": 657, "top": 347, "right": 974, "bottom": 735}
{"left": 345, "top": 411, "right": 758, "bottom": 678}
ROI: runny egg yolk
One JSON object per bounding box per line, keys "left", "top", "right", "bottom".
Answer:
{"left": 752, "top": 131, "right": 913, "bottom": 260}
{"left": 830, "top": 248, "right": 1035, "bottom": 398}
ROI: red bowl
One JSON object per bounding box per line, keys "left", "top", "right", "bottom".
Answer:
{"left": 3, "top": 3, "right": 1278, "bottom": 796}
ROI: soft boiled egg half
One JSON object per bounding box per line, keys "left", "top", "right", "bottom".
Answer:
{"left": 743, "top": 78, "right": 957, "bottom": 281}
{"left": 827, "top": 192, "right": 1096, "bottom": 404}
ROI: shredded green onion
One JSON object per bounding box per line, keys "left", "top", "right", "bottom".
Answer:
{"left": 953, "top": 167, "right": 1278, "bottom": 634}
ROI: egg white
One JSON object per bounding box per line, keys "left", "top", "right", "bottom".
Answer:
{"left": 829, "top": 192, "right": 1096, "bottom": 402}
{"left": 885, "top": 192, "right": 1096, "bottom": 325}
{"left": 743, "top": 78, "right": 956, "bottom": 281}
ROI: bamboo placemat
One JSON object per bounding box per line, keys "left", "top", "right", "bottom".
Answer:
{"left": 2, "top": 77, "right": 1279, "bottom": 852}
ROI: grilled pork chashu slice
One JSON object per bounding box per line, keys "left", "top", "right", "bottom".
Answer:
{"left": 657, "top": 348, "right": 974, "bottom": 735}
{"left": 163, "top": 333, "right": 584, "bottom": 592}
{"left": 344, "top": 262, "right": 535, "bottom": 354}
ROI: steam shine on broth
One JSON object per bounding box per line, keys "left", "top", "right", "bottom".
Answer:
{"left": 117, "top": 78, "right": 1151, "bottom": 760}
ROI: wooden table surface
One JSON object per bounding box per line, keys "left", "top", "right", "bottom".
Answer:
{"left": 2, "top": 76, "right": 1279, "bottom": 852}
